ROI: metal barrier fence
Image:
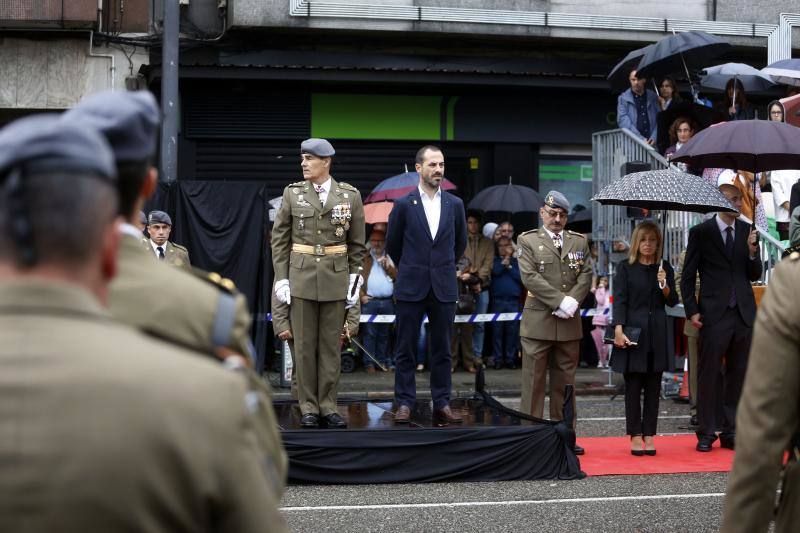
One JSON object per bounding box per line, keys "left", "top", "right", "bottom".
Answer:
{"left": 591, "top": 128, "right": 784, "bottom": 282}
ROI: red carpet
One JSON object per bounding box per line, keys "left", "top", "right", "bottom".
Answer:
{"left": 577, "top": 435, "right": 735, "bottom": 476}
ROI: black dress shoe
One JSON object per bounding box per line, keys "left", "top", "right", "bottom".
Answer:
{"left": 573, "top": 445, "right": 585, "bottom": 456}
{"left": 507, "top": 362, "right": 517, "bottom": 370}
{"left": 300, "top": 413, "right": 319, "bottom": 428}
{"left": 696, "top": 435, "right": 717, "bottom": 452}
{"left": 320, "top": 412, "right": 347, "bottom": 428}
{"left": 720, "top": 436, "right": 735, "bottom": 450}
{"left": 689, "top": 415, "right": 699, "bottom": 427}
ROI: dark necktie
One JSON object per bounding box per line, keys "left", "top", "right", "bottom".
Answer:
{"left": 157, "top": 246, "right": 165, "bottom": 260}
{"left": 725, "top": 227, "right": 736, "bottom": 308}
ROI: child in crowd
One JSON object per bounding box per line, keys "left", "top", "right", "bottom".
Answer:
{"left": 591, "top": 276, "right": 611, "bottom": 368}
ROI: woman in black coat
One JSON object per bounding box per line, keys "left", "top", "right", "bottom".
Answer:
{"left": 612, "top": 221, "right": 678, "bottom": 456}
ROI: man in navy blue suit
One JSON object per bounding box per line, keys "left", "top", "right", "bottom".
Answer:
{"left": 386, "top": 145, "right": 467, "bottom": 425}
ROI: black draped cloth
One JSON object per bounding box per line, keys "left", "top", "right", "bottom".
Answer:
{"left": 145, "top": 181, "right": 272, "bottom": 368}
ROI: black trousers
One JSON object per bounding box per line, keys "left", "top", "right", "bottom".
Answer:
{"left": 624, "top": 371, "right": 662, "bottom": 436}
{"left": 697, "top": 306, "right": 751, "bottom": 438}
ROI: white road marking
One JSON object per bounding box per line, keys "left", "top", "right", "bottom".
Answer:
{"left": 578, "top": 415, "right": 689, "bottom": 421}
{"left": 281, "top": 492, "right": 725, "bottom": 512}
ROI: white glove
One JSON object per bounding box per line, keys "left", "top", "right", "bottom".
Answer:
{"left": 346, "top": 274, "right": 363, "bottom": 307}
{"left": 558, "top": 296, "right": 580, "bottom": 318}
{"left": 552, "top": 308, "right": 570, "bottom": 319}
{"left": 275, "top": 279, "right": 291, "bottom": 305}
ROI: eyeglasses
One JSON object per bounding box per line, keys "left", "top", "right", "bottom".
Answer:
{"left": 542, "top": 208, "right": 567, "bottom": 220}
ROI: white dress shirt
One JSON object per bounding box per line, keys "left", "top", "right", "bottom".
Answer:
{"left": 716, "top": 214, "right": 735, "bottom": 241}
{"left": 314, "top": 177, "right": 331, "bottom": 206}
{"left": 543, "top": 227, "right": 563, "bottom": 247}
{"left": 418, "top": 184, "right": 442, "bottom": 239}
{"left": 150, "top": 238, "right": 166, "bottom": 258}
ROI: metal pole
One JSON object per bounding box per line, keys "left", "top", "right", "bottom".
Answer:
{"left": 160, "top": 0, "right": 179, "bottom": 184}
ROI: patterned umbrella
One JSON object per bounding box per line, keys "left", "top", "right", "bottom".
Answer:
{"left": 364, "top": 171, "right": 457, "bottom": 203}
{"left": 592, "top": 169, "right": 737, "bottom": 214}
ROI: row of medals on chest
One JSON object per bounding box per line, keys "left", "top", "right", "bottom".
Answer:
{"left": 294, "top": 189, "right": 352, "bottom": 237}
{"left": 535, "top": 242, "right": 585, "bottom": 273}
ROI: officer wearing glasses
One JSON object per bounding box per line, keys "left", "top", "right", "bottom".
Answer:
{"left": 517, "top": 191, "right": 592, "bottom": 455}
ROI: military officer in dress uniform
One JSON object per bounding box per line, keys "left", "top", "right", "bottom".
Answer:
{"left": 0, "top": 114, "right": 286, "bottom": 532}
{"left": 518, "top": 190, "right": 592, "bottom": 454}
{"left": 147, "top": 209, "right": 191, "bottom": 270}
{"left": 272, "top": 138, "right": 367, "bottom": 428}
{"left": 64, "top": 90, "right": 287, "bottom": 487}
{"left": 721, "top": 253, "right": 800, "bottom": 533}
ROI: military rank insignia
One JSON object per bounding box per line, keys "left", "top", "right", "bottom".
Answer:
{"left": 296, "top": 194, "right": 311, "bottom": 208}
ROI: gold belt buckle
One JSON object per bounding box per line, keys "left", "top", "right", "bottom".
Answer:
{"left": 314, "top": 244, "right": 325, "bottom": 256}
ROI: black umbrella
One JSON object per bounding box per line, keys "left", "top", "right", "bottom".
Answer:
{"left": 607, "top": 44, "right": 654, "bottom": 93}
{"left": 467, "top": 179, "right": 544, "bottom": 214}
{"left": 565, "top": 208, "right": 592, "bottom": 234}
{"left": 591, "top": 169, "right": 737, "bottom": 214}
{"left": 635, "top": 31, "right": 731, "bottom": 81}
{"left": 656, "top": 101, "right": 726, "bottom": 154}
{"left": 671, "top": 119, "right": 800, "bottom": 173}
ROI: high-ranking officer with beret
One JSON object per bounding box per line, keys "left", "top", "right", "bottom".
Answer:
{"left": 518, "top": 191, "right": 592, "bottom": 453}
{"left": 272, "top": 138, "right": 366, "bottom": 428}
{"left": 0, "top": 115, "right": 286, "bottom": 531}
{"left": 65, "top": 90, "right": 287, "bottom": 487}
{"left": 147, "top": 209, "right": 191, "bottom": 270}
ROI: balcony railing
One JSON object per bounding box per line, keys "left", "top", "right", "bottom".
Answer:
{"left": 591, "top": 128, "right": 784, "bottom": 284}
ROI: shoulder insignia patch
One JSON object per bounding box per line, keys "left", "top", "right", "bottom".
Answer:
{"left": 195, "top": 270, "right": 238, "bottom": 294}
{"left": 290, "top": 181, "right": 305, "bottom": 187}
{"left": 519, "top": 229, "right": 536, "bottom": 236}
{"left": 567, "top": 230, "right": 586, "bottom": 238}
{"left": 171, "top": 242, "right": 189, "bottom": 252}
{"left": 338, "top": 182, "right": 358, "bottom": 192}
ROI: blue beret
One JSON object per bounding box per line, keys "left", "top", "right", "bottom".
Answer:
{"left": 543, "top": 190, "right": 570, "bottom": 212}
{"left": 301, "top": 138, "right": 335, "bottom": 157}
{"left": 64, "top": 90, "right": 160, "bottom": 163}
{"left": 138, "top": 210, "right": 147, "bottom": 225}
{"left": 0, "top": 114, "right": 116, "bottom": 180}
{"left": 148, "top": 210, "right": 172, "bottom": 226}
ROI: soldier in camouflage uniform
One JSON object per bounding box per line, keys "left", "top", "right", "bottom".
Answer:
{"left": 272, "top": 138, "right": 366, "bottom": 428}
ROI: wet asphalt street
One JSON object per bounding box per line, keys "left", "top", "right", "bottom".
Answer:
{"left": 280, "top": 396, "right": 730, "bottom": 532}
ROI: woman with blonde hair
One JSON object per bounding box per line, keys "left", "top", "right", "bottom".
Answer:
{"left": 611, "top": 221, "right": 678, "bottom": 456}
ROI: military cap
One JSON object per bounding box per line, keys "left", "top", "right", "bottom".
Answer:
{"left": 0, "top": 114, "right": 115, "bottom": 180}
{"left": 300, "top": 138, "right": 335, "bottom": 157}
{"left": 138, "top": 210, "right": 148, "bottom": 226}
{"left": 148, "top": 210, "right": 172, "bottom": 226}
{"left": 64, "top": 90, "right": 160, "bottom": 163}
{"left": 543, "top": 190, "right": 570, "bottom": 212}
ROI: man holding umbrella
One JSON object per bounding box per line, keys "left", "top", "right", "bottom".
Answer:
{"left": 617, "top": 70, "right": 659, "bottom": 146}
{"left": 518, "top": 191, "right": 592, "bottom": 454}
{"left": 680, "top": 183, "right": 761, "bottom": 452}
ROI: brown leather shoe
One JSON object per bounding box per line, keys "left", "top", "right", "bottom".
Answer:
{"left": 433, "top": 405, "right": 463, "bottom": 426}
{"left": 394, "top": 405, "right": 411, "bottom": 424}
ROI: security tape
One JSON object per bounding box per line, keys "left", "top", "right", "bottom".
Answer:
{"left": 260, "top": 305, "right": 687, "bottom": 323}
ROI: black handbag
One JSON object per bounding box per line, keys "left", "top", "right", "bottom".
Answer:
{"left": 456, "top": 282, "right": 476, "bottom": 314}
{"left": 603, "top": 326, "right": 641, "bottom": 347}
